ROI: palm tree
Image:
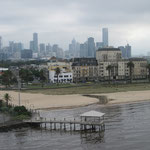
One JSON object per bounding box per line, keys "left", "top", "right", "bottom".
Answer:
{"left": 146, "top": 64, "right": 150, "bottom": 82}
{"left": 55, "top": 67, "right": 61, "bottom": 85}
{"left": 3, "top": 93, "right": 11, "bottom": 107}
{"left": 127, "top": 61, "right": 134, "bottom": 83}
{"left": 39, "top": 69, "right": 47, "bottom": 87}
{"left": 106, "top": 65, "right": 113, "bottom": 84}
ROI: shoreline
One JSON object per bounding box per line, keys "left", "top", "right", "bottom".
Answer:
{"left": 94, "top": 90, "right": 150, "bottom": 105}
{"left": 0, "top": 90, "right": 150, "bottom": 110}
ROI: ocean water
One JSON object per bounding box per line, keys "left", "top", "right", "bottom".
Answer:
{"left": 0, "top": 101, "right": 150, "bottom": 150}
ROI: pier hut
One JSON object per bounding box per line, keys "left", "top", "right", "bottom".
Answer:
{"left": 80, "top": 110, "right": 105, "bottom": 131}
{"left": 80, "top": 110, "right": 105, "bottom": 122}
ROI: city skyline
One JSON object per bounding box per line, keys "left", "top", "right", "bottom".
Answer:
{"left": 0, "top": 0, "right": 150, "bottom": 55}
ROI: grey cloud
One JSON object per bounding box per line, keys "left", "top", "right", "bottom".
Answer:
{"left": 0, "top": 0, "right": 150, "bottom": 54}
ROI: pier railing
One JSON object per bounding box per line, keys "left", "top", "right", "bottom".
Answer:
{"left": 24, "top": 118, "right": 105, "bottom": 132}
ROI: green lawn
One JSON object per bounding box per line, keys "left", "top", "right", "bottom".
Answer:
{"left": 22, "top": 83, "right": 150, "bottom": 95}
{"left": 24, "top": 83, "right": 92, "bottom": 89}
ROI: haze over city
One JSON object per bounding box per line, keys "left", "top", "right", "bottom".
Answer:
{"left": 1, "top": 1, "right": 150, "bottom": 150}
{"left": 0, "top": 0, "right": 150, "bottom": 55}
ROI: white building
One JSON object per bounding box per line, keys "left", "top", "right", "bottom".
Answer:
{"left": 48, "top": 61, "right": 73, "bottom": 83}
{"left": 49, "top": 71, "right": 73, "bottom": 83}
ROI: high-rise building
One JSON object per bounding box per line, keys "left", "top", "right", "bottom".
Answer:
{"left": 33, "top": 33, "right": 38, "bottom": 52}
{"left": 88, "top": 37, "right": 95, "bottom": 58}
{"left": 96, "top": 42, "right": 104, "bottom": 50}
{"left": 118, "top": 44, "right": 131, "bottom": 58}
{"left": 0, "top": 36, "right": 2, "bottom": 50}
{"left": 80, "top": 42, "right": 88, "bottom": 58}
{"left": 30, "top": 41, "right": 34, "bottom": 51}
{"left": 118, "top": 46, "right": 126, "bottom": 58}
{"left": 21, "top": 49, "right": 33, "bottom": 59}
{"left": 39, "top": 43, "right": 46, "bottom": 54}
{"left": 46, "top": 43, "right": 52, "bottom": 54}
{"left": 102, "top": 28, "right": 108, "bottom": 47}
{"left": 9, "top": 41, "right": 14, "bottom": 53}
{"left": 69, "top": 38, "right": 76, "bottom": 57}
{"left": 126, "top": 44, "right": 131, "bottom": 58}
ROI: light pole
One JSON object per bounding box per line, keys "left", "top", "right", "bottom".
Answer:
{"left": 17, "top": 67, "right": 21, "bottom": 106}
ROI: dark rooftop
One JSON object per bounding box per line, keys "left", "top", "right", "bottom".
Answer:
{"left": 72, "top": 58, "right": 98, "bottom": 66}
{"left": 97, "top": 48, "right": 121, "bottom": 51}
{"left": 129, "top": 58, "right": 147, "bottom": 61}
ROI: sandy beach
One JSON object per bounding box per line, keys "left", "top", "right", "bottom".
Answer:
{"left": 0, "top": 90, "right": 150, "bottom": 109}
{"left": 0, "top": 91, "right": 99, "bottom": 109}
{"left": 95, "top": 90, "right": 150, "bottom": 104}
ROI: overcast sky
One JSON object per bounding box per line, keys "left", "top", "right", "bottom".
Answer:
{"left": 0, "top": 0, "right": 150, "bottom": 55}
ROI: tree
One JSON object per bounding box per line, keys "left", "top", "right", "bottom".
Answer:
{"left": 39, "top": 69, "right": 47, "bottom": 87}
{"left": 106, "top": 65, "right": 113, "bottom": 84}
{"left": 19, "top": 68, "right": 34, "bottom": 85}
{"left": 146, "top": 64, "right": 150, "bottom": 82}
{"left": 127, "top": 61, "right": 134, "bottom": 83}
{"left": 3, "top": 93, "right": 11, "bottom": 107}
{"left": 0, "top": 70, "right": 15, "bottom": 88}
{"left": 55, "top": 67, "right": 61, "bottom": 84}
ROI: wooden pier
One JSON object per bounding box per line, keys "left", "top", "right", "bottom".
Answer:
{"left": 24, "top": 118, "right": 105, "bottom": 132}
{"left": 24, "top": 111, "right": 106, "bottom": 132}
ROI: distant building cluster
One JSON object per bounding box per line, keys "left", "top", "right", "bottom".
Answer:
{"left": 72, "top": 48, "right": 147, "bottom": 82}
{"left": 0, "top": 48, "right": 148, "bottom": 84}
{"left": 0, "top": 27, "right": 132, "bottom": 61}
{"left": 47, "top": 48, "right": 147, "bottom": 83}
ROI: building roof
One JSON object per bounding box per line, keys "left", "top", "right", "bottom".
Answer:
{"left": 72, "top": 58, "right": 98, "bottom": 66}
{"left": 129, "top": 58, "right": 147, "bottom": 61}
{"left": 0, "top": 68, "right": 8, "bottom": 71}
{"left": 97, "top": 48, "right": 121, "bottom": 51}
{"left": 80, "top": 110, "right": 105, "bottom": 118}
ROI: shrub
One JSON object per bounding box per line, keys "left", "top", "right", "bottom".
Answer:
{"left": 13, "top": 106, "right": 31, "bottom": 116}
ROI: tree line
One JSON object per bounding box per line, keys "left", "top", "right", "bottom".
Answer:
{"left": 0, "top": 68, "right": 47, "bottom": 88}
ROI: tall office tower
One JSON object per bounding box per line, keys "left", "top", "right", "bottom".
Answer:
{"left": 69, "top": 38, "right": 76, "bottom": 57}
{"left": 80, "top": 44, "right": 85, "bottom": 58}
{"left": 118, "top": 46, "right": 126, "bottom": 58}
{"left": 0, "top": 36, "right": 2, "bottom": 50}
{"left": 33, "top": 33, "right": 38, "bottom": 52}
{"left": 102, "top": 28, "right": 108, "bottom": 47}
{"left": 80, "top": 42, "right": 88, "bottom": 58}
{"left": 9, "top": 41, "right": 14, "bottom": 53}
{"left": 88, "top": 37, "right": 95, "bottom": 58}
{"left": 52, "top": 44, "right": 58, "bottom": 53}
{"left": 118, "top": 44, "right": 131, "bottom": 58}
{"left": 96, "top": 42, "right": 104, "bottom": 50}
{"left": 39, "top": 43, "right": 46, "bottom": 54}
{"left": 125, "top": 44, "right": 131, "bottom": 58}
{"left": 46, "top": 43, "right": 52, "bottom": 54}
{"left": 30, "top": 41, "right": 34, "bottom": 51}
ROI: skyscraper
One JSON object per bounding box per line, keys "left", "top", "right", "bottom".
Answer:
{"left": 118, "top": 44, "right": 132, "bottom": 58}
{"left": 126, "top": 44, "right": 131, "bottom": 58}
{"left": 88, "top": 37, "right": 95, "bottom": 58}
{"left": 33, "top": 33, "right": 38, "bottom": 52}
{"left": 30, "top": 41, "right": 34, "bottom": 51}
{"left": 39, "top": 43, "right": 46, "bottom": 54}
{"left": 102, "top": 28, "right": 108, "bottom": 47}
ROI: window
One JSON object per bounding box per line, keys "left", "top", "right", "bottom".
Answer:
{"left": 64, "top": 75, "right": 68, "bottom": 77}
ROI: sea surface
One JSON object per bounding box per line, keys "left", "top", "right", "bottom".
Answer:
{"left": 0, "top": 101, "right": 150, "bottom": 150}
